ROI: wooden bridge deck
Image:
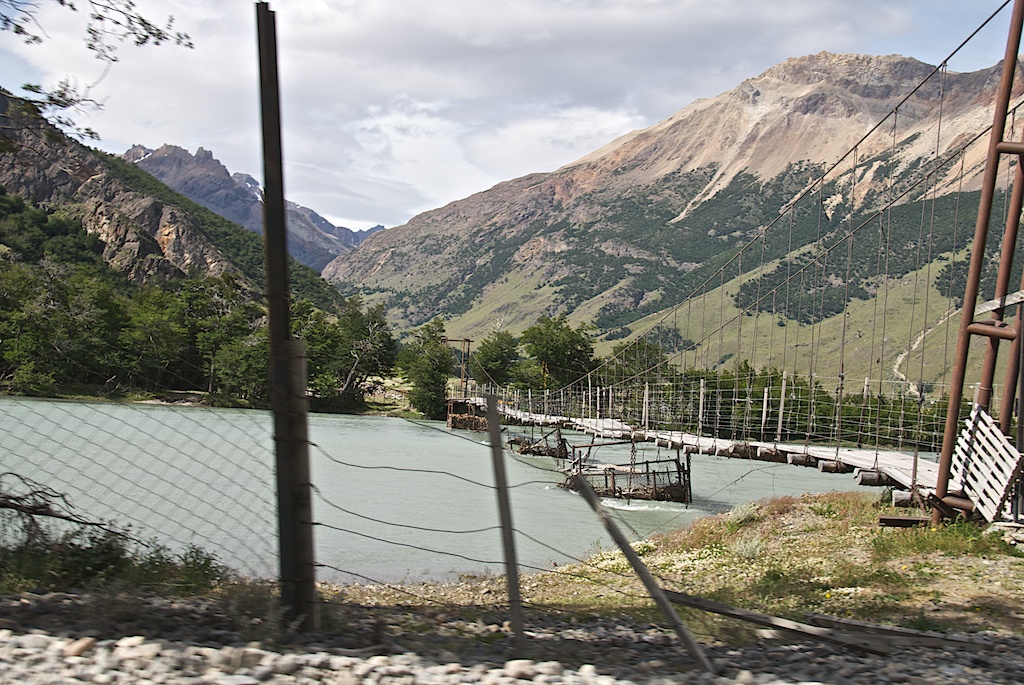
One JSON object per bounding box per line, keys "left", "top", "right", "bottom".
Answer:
{"left": 459, "top": 396, "right": 952, "bottom": 493}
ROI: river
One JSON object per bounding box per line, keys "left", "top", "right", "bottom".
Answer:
{"left": 0, "top": 397, "right": 881, "bottom": 583}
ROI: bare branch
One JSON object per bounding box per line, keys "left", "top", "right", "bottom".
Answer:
{"left": 0, "top": 0, "right": 192, "bottom": 140}
{"left": 0, "top": 472, "right": 134, "bottom": 541}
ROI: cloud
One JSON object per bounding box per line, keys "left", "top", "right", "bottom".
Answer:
{"left": 0, "top": 0, "right": 1011, "bottom": 231}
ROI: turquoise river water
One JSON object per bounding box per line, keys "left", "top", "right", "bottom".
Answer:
{"left": 0, "top": 397, "right": 883, "bottom": 583}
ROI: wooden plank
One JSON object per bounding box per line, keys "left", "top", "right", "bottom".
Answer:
{"left": 663, "top": 590, "right": 889, "bottom": 654}
{"left": 878, "top": 515, "right": 930, "bottom": 527}
{"left": 974, "top": 288, "right": 1024, "bottom": 315}
{"left": 951, "top": 406, "right": 1024, "bottom": 522}
{"left": 803, "top": 614, "right": 989, "bottom": 651}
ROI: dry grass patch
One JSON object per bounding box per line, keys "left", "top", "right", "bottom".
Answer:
{"left": 330, "top": 492, "right": 1024, "bottom": 643}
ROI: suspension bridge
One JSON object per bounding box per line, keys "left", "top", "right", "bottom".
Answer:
{"left": 453, "top": 0, "right": 1024, "bottom": 524}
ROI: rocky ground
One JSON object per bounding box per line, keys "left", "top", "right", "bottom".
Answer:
{"left": 2, "top": 589, "right": 1023, "bottom": 685}
{"left": 5, "top": 492, "right": 1024, "bottom": 684}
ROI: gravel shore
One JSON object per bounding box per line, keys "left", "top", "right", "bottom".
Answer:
{"left": 2, "top": 590, "right": 1023, "bottom": 685}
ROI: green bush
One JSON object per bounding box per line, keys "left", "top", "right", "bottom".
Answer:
{"left": 0, "top": 518, "right": 228, "bottom": 594}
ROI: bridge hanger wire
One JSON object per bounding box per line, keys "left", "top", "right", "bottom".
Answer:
{"left": 942, "top": 150, "right": 968, "bottom": 387}
{"left": 531, "top": 5, "right": 1019, "bottom": 461}
{"left": 835, "top": 141, "right": 858, "bottom": 449}
{"left": 574, "top": 0, "right": 1014, "bottom": 409}
{"left": 909, "top": 63, "right": 950, "bottom": 478}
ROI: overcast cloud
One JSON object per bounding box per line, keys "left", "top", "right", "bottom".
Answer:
{"left": 0, "top": 0, "right": 1013, "bottom": 230}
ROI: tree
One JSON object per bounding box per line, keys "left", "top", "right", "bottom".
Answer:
{"left": 1, "top": 0, "right": 191, "bottom": 140}
{"left": 212, "top": 327, "right": 269, "bottom": 402}
{"left": 470, "top": 328, "right": 519, "bottom": 386}
{"left": 404, "top": 318, "right": 452, "bottom": 420}
{"left": 118, "top": 285, "right": 187, "bottom": 391}
{"left": 292, "top": 296, "right": 395, "bottom": 412}
{"left": 180, "top": 274, "right": 264, "bottom": 395}
{"left": 520, "top": 315, "right": 596, "bottom": 388}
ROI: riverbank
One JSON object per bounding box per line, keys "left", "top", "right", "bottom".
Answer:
{"left": 4, "top": 492, "right": 1024, "bottom": 683}
{"left": 6, "top": 489, "right": 1024, "bottom": 679}
{"left": 335, "top": 491, "right": 1024, "bottom": 636}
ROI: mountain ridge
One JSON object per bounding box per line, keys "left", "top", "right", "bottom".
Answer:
{"left": 0, "top": 89, "right": 343, "bottom": 310}
{"left": 323, "top": 52, "right": 1016, "bottom": 339}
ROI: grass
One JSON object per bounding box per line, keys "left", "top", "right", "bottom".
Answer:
{"left": 338, "top": 491, "right": 1024, "bottom": 641}
{"left": 0, "top": 523, "right": 228, "bottom": 596}
{"left": 5, "top": 491, "right": 1024, "bottom": 647}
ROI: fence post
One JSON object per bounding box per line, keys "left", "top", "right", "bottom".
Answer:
{"left": 588, "top": 373, "right": 593, "bottom": 418}
{"left": 698, "top": 378, "right": 706, "bottom": 436}
{"left": 776, "top": 371, "right": 787, "bottom": 443}
{"left": 257, "top": 1, "right": 316, "bottom": 631}
{"left": 572, "top": 475, "right": 714, "bottom": 673}
{"left": 761, "top": 386, "right": 769, "bottom": 434}
{"left": 643, "top": 382, "right": 650, "bottom": 431}
{"left": 487, "top": 394, "right": 524, "bottom": 647}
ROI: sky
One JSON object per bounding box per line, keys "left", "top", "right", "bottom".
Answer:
{"left": 0, "top": 0, "right": 1016, "bottom": 231}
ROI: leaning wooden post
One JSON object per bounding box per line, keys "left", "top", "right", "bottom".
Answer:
{"left": 257, "top": 1, "right": 316, "bottom": 631}
{"left": 573, "top": 475, "right": 714, "bottom": 674}
{"left": 487, "top": 394, "right": 525, "bottom": 647}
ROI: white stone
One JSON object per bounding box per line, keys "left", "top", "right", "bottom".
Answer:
{"left": 535, "top": 662, "right": 564, "bottom": 676}
{"left": 504, "top": 659, "right": 536, "bottom": 680}
{"left": 18, "top": 634, "right": 52, "bottom": 650}
{"left": 734, "top": 671, "right": 756, "bottom": 685}
{"left": 273, "top": 654, "right": 300, "bottom": 675}
{"left": 115, "top": 636, "right": 146, "bottom": 649}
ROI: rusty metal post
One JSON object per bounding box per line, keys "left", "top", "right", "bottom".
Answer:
{"left": 998, "top": 165, "right": 1024, "bottom": 432}
{"left": 934, "top": 0, "right": 1024, "bottom": 524}
{"left": 981, "top": 161, "right": 1024, "bottom": 420}
{"left": 257, "top": 1, "right": 316, "bottom": 629}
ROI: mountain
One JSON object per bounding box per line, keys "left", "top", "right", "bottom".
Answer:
{"left": 124, "top": 144, "right": 382, "bottom": 272}
{"left": 323, "top": 52, "right": 1017, "bottom": 340}
{"left": 0, "top": 89, "right": 342, "bottom": 310}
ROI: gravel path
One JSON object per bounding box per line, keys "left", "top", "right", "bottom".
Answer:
{"left": 2, "top": 591, "right": 1022, "bottom": 685}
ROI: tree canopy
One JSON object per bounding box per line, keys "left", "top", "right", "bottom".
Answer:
{"left": 519, "top": 315, "right": 596, "bottom": 388}
{"left": 401, "top": 318, "right": 452, "bottom": 420}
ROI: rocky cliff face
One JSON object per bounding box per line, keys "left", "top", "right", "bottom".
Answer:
{"left": 125, "top": 144, "right": 380, "bottom": 271}
{"left": 0, "top": 92, "right": 240, "bottom": 284}
{"left": 323, "top": 52, "right": 1016, "bottom": 336}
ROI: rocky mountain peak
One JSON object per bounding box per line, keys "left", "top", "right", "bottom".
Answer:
{"left": 126, "top": 144, "right": 379, "bottom": 271}
{"left": 758, "top": 52, "right": 935, "bottom": 95}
